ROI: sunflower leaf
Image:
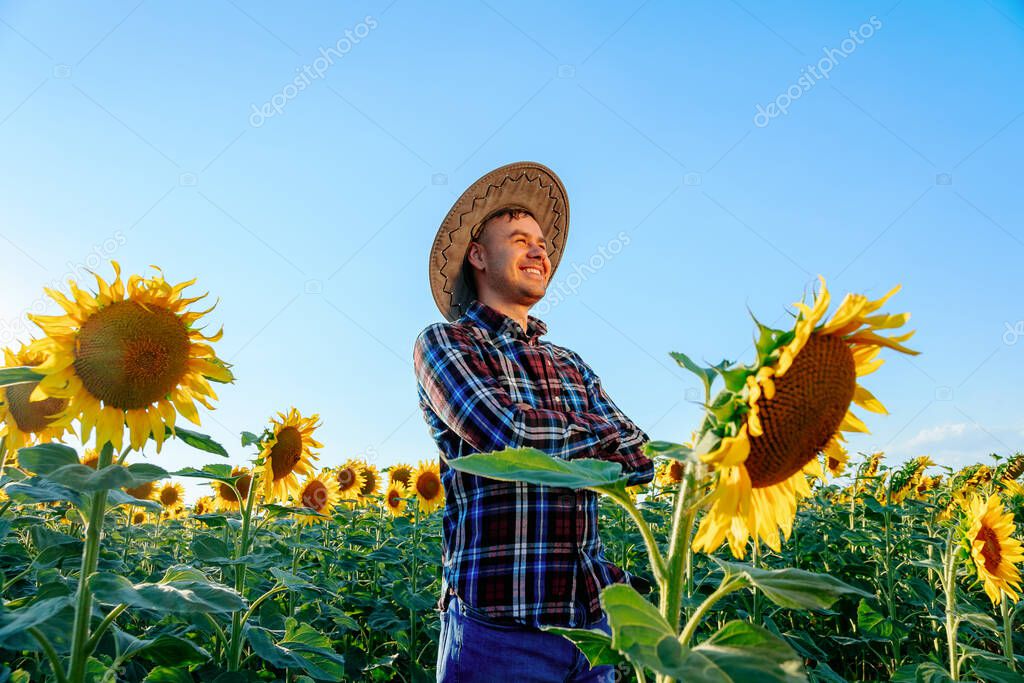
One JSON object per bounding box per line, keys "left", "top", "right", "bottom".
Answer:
{"left": 89, "top": 571, "right": 246, "bottom": 614}
{"left": 0, "top": 596, "right": 73, "bottom": 644}
{"left": 241, "top": 431, "right": 262, "bottom": 447}
{"left": 172, "top": 464, "right": 236, "bottom": 483}
{"left": 162, "top": 426, "right": 228, "bottom": 457}
{"left": 542, "top": 627, "right": 626, "bottom": 669}
{"left": 643, "top": 441, "right": 695, "bottom": 463}
{"left": 442, "top": 447, "right": 628, "bottom": 491}
{"left": 244, "top": 619, "right": 345, "bottom": 681}
{"left": 715, "top": 559, "right": 873, "bottom": 611}
{"left": 16, "top": 443, "right": 80, "bottom": 475}
{"left": 5, "top": 477, "right": 84, "bottom": 507}
{"left": 599, "top": 583, "right": 674, "bottom": 670}
{"left": 680, "top": 621, "right": 807, "bottom": 682}
{"left": 0, "top": 366, "right": 44, "bottom": 387}
{"left": 112, "top": 627, "right": 211, "bottom": 666}
{"left": 42, "top": 463, "right": 168, "bottom": 493}
{"left": 670, "top": 351, "right": 717, "bottom": 396}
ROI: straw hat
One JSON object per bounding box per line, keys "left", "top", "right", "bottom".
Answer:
{"left": 428, "top": 161, "right": 570, "bottom": 322}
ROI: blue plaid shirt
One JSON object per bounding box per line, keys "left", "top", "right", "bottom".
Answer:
{"left": 413, "top": 300, "right": 653, "bottom": 628}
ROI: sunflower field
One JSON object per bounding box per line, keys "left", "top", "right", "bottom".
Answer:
{"left": 0, "top": 262, "right": 1021, "bottom": 682}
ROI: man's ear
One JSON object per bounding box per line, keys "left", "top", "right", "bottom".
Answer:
{"left": 467, "top": 242, "right": 485, "bottom": 271}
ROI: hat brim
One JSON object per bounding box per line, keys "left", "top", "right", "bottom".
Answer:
{"left": 429, "top": 161, "right": 569, "bottom": 322}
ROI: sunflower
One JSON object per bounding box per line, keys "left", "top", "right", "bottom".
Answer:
{"left": 890, "top": 456, "right": 935, "bottom": 504}
{"left": 161, "top": 504, "right": 186, "bottom": 521}
{"left": 1003, "top": 454, "right": 1024, "bottom": 482}
{"left": 656, "top": 460, "right": 686, "bottom": 488}
{"left": 157, "top": 481, "right": 185, "bottom": 509}
{"left": 388, "top": 463, "right": 414, "bottom": 487}
{"left": 193, "top": 495, "right": 215, "bottom": 516}
{"left": 0, "top": 343, "right": 72, "bottom": 456}
{"left": 357, "top": 462, "right": 381, "bottom": 502}
{"left": 80, "top": 449, "right": 100, "bottom": 469}
{"left": 25, "top": 261, "right": 232, "bottom": 453}
{"left": 334, "top": 460, "right": 365, "bottom": 500}
{"left": 124, "top": 479, "right": 157, "bottom": 501}
{"left": 256, "top": 408, "right": 322, "bottom": 502}
{"left": 823, "top": 439, "right": 849, "bottom": 478}
{"left": 129, "top": 509, "right": 149, "bottom": 525}
{"left": 295, "top": 471, "right": 341, "bottom": 525}
{"left": 690, "top": 277, "right": 918, "bottom": 558}
{"left": 384, "top": 481, "right": 409, "bottom": 517}
{"left": 411, "top": 459, "right": 444, "bottom": 513}
{"left": 211, "top": 467, "right": 254, "bottom": 511}
{"left": 965, "top": 495, "right": 1024, "bottom": 603}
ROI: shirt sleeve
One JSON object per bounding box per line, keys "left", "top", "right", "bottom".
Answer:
{"left": 569, "top": 350, "right": 654, "bottom": 487}
{"left": 413, "top": 324, "right": 623, "bottom": 461}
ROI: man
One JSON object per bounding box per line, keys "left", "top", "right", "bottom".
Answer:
{"left": 413, "top": 162, "right": 653, "bottom": 682}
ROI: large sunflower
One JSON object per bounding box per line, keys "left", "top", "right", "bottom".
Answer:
{"left": 25, "top": 261, "right": 232, "bottom": 452}
{"left": 691, "top": 277, "right": 918, "bottom": 558}
{"left": 0, "top": 343, "right": 72, "bottom": 456}
{"left": 296, "top": 471, "right": 341, "bottom": 525}
{"left": 256, "top": 408, "right": 322, "bottom": 502}
{"left": 411, "top": 459, "right": 444, "bottom": 514}
{"left": 334, "top": 460, "right": 365, "bottom": 500}
{"left": 966, "top": 495, "right": 1024, "bottom": 603}
{"left": 211, "top": 466, "right": 254, "bottom": 511}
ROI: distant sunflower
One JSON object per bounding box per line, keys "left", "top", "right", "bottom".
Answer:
{"left": 0, "top": 343, "right": 72, "bottom": 456}
{"left": 891, "top": 456, "right": 935, "bottom": 504}
{"left": 296, "top": 471, "right": 341, "bottom": 525}
{"left": 193, "top": 496, "right": 215, "bottom": 516}
{"left": 257, "top": 408, "right": 322, "bottom": 502}
{"left": 124, "top": 479, "right": 157, "bottom": 502}
{"left": 655, "top": 460, "right": 685, "bottom": 488}
{"left": 157, "top": 481, "right": 185, "bottom": 509}
{"left": 334, "top": 460, "right": 365, "bottom": 500}
{"left": 966, "top": 495, "right": 1024, "bottom": 603}
{"left": 411, "top": 460, "right": 443, "bottom": 513}
{"left": 384, "top": 481, "right": 409, "bottom": 517}
{"left": 357, "top": 463, "right": 381, "bottom": 502}
{"left": 388, "top": 463, "right": 414, "bottom": 487}
{"left": 691, "top": 277, "right": 918, "bottom": 558}
{"left": 211, "top": 467, "right": 254, "bottom": 511}
{"left": 161, "top": 504, "right": 186, "bottom": 521}
{"left": 823, "top": 439, "right": 849, "bottom": 478}
{"left": 129, "top": 509, "right": 149, "bottom": 525}
{"left": 80, "top": 449, "right": 100, "bottom": 469}
{"left": 25, "top": 261, "right": 232, "bottom": 452}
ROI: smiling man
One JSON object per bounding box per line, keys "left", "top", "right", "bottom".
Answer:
{"left": 413, "top": 162, "right": 653, "bottom": 682}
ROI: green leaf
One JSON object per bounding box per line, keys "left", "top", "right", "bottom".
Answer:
{"left": 969, "top": 658, "right": 1024, "bottom": 683}
{"left": 680, "top": 621, "right": 806, "bottom": 682}
{"left": 599, "top": 583, "right": 675, "bottom": 670}
{"left": 5, "top": 477, "right": 83, "bottom": 507}
{"left": 715, "top": 559, "right": 872, "bottom": 611}
{"left": 89, "top": 570, "right": 246, "bottom": 614}
{"left": 891, "top": 662, "right": 955, "bottom": 683}
{"left": 16, "top": 443, "right": 79, "bottom": 475}
{"left": 960, "top": 610, "right": 999, "bottom": 633}
{"left": 643, "top": 441, "right": 695, "bottom": 463}
{"left": 163, "top": 426, "right": 228, "bottom": 457}
{"left": 143, "top": 667, "right": 195, "bottom": 683}
{"left": 442, "top": 447, "right": 628, "bottom": 493}
{"left": 245, "top": 619, "right": 345, "bottom": 681}
{"left": 172, "top": 464, "right": 236, "bottom": 483}
{"left": 241, "top": 431, "right": 262, "bottom": 447}
{"left": 41, "top": 462, "right": 170, "bottom": 493}
{"left": 0, "top": 596, "right": 73, "bottom": 643}
{"left": 0, "top": 366, "right": 44, "bottom": 387}
{"left": 670, "top": 351, "right": 717, "bottom": 396}
{"left": 114, "top": 628, "right": 211, "bottom": 666}
{"left": 856, "top": 598, "right": 894, "bottom": 639}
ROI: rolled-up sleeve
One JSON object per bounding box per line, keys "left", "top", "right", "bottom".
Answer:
{"left": 414, "top": 324, "right": 623, "bottom": 461}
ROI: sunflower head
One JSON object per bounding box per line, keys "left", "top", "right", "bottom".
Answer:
{"left": 411, "top": 459, "right": 444, "bottom": 514}
{"left": 124, "top": 479, "right": 157, "bottom": 501}
{"left": 689, "top": 277, "right": 917, "bottom": 558}
{"left": 130, "top": 509, "right": 149, "bottom": 525}
{"left": 890, "top": 455, "right": 935, "bottom": 504}
{"left": 388, "top": 463, "right": 414, "bottom": 488}
{"left": 384, "top": 481, "right": 409, "bottom": 517}
{"left": 964, "top": 495, "right": 1024, "bottom": 603}
{"left": 157, "top": 481, "right": 185, "bottom": 509}
{"left": 25, "top": 261, "right": 232, "bottom": 453}
{"left": 193, "top": 496, "right": 215, "bottom": 516}
{"left": 211, "top": 467, "right": 255, "bottom": 511}
{"left": 0, "top": 343, "right": 73, "bottom": 455}
{"left": 333, "top": 460, "right": 365, "bottom": 499}
{"left": 295, "top": 471, "right": 341, "bottom": 526}
{"left": 80, "top": 449, "right": 101, "bottom": 469}
{"left": 256, "top": 408, "right": 322, "bottom": 503}
{"left": 357, "top": 462, "right": 381, "bottom": 502}
{"left": 656, "top": 459, "right": 686, "bottom": 488}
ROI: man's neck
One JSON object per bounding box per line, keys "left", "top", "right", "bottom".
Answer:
{"left": 476, "top": 293, "right": 531, "bottom": 334}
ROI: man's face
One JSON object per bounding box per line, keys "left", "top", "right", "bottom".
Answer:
{"left": 468, "top": 213, "right": 551, "bottom": 306}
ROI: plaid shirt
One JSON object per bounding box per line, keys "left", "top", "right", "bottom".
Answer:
{"left": 413, "top": 299, "right": 653, "bottom": 628}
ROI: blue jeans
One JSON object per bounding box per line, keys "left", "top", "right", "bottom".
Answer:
{"left": 436, "top": 596, "right": 616, "bottom": 682}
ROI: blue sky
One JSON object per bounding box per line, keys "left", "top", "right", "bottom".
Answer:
{"left": 2, "top": 1, "right": 1022, "bottom": 500}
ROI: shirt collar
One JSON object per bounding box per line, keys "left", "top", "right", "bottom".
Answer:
{"left": 462, "top": 299, "right": 548, "bottom": 342}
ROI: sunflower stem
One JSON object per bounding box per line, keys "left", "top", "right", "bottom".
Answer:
{"left": 67, "top": 440, "right": 114, "bottom": 683}
{"left": 606, "top": 490, "right": 667, "bottom": 585}
{"left": 882, "top": 477, "right": 901, "bottom": 670}
{"left": 408, "top": 502, "right": 420, "bottom": 683}
{"left": 941, "top": 528, "right": 961, "bottom": 680}
{"left": 661, "top": 462, "right": 697, "bottom": 633}
{"left": 678, "top": 574, "right": 744, "bottom": 648}
{"left": 1002, "top": 590, "right": 1015, "bottom": 671}
{"left": 228, "top": 470, "right": 259, "bottom": 672}
{"left": 750, "top": 541, "right": 761, "bottom": 626}
{"left": 29, "top": 627, "right": 68, "bottom": 683}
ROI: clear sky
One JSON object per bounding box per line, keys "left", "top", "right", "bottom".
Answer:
{"left": 2, "top": 1, "right": 1022, "bottom": 500}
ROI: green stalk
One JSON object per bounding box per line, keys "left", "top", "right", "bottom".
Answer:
{"left": 228, "top": 475, "right": 258, "bottom": 671}
{"left": 408, "top": 502, "right": 420, "bottom": 683}
{"left": 1002, "top": 591, "right": 1015, "bottom": 671}
{"left": 608, "top": 491, "right": 667, "bottom": 584}
{"left": 29, "top": 627, "right": 69, "bottom": 683}
{"left": 941, "top": 529, "right": 960, "bottom": 680}
{"left": 880, "top": 478, "right": 901, "bottom": 671}
{"left": 660, "top": 463, "right": 696, "bottom": 634}
{"left": 67, "top": 441, "right": 114, "bottom": 683}
{"left": 750, "top": 541, "right": 761, "bottom": 626}
{"left": 678, "top": 574, "right": 745, "bottom": 647}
